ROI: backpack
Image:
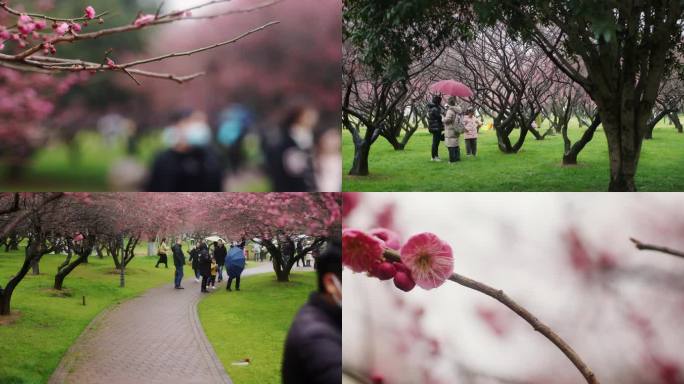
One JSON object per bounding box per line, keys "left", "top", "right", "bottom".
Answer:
{"left": 199, "top": 249, "right": 210, "bottom": 263}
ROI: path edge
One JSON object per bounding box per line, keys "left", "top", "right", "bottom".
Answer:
{"left": 48, "top": 303, "right": 118, "bottom": 384}
{"left": 190, "top": 295, "right": 233, "bottom": 384}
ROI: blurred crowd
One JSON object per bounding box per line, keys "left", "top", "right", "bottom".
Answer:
{"left": 102, "top": 103, "right": 341, "bottom": 192}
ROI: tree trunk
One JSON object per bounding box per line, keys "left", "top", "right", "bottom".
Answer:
{"left": 30, "top": 256, "right": 41, "bottom": 275}
{"left": 669, "top": 113, "right": 682, "bottom": 133}
{"left": 644, "top": 109, "right": 672, "bottom": 140}
{"left": 147, "top": 241, "right": 156, "bottom": 257}
{"left": 601, "top": 111, "right": 642, "bottom": 192}
{"left": 562, "top": 115, "right": 601, "bottom": 166}
{"left": 1, "top": 243, "right": 41, "bottom": 315}
{"left": 349, "top": 140, "right": 371, "bottom": 176}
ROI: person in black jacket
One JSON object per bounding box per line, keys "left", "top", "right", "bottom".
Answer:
{"left": 214, "top": 240, "right": 227, "bottom": 282}
{"left": 427, "top": 95, "right": 445, "bottom": 161}
{"left": 146, "top": 110, "right": 223, "bottom": 192}
{"left": 263, "top": 104, "right": 318, "bottom": 192}
{"left": 282, "top": 239, "right": 341, "bottom": 384}
{"left": 171, "top": 238, "right": 185, "bottom": 289}
{"left": 188, "top": 244, "right": 201, "bottom": 282}
{"left": 198, "top": 241, "right": 212, "bottom": 293}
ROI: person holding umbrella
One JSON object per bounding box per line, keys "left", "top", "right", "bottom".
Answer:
{"left": 225, "top": 240, "right": 246, "bottom": 291}
{"left": 442, "top": 96, "right": 464, "bottom": 163}
{"left": 428, "top": 80, "right": 474, "bottom": 162}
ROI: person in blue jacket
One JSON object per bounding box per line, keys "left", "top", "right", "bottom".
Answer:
{"left": 225, "top": 239, "right": 246, "bottom": 291}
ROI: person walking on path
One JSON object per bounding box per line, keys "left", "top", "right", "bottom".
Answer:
{"left": 427, "top": 95, "right": 445, "bottom": 162}
{"left": 225, "top": 240, "right": 246, "bottom": 291}
{"left": 198, "top": 241, "right": 212, "bottom": 293}
{"left": 213, "top": 240, "right": 227, "bottom": 282}
{"left": 442, "top": 97, "right": 464, "bottom": 163}
{"left": 282, "top": 239, "right": 341, "bottom": 384}
{"left": 463, "top": 108, "right": 483, "bottom": 156}
{"left": 209, "top": 257, "right": 218, "bottom": 290}
{"left": 155, "top": 238, "right": 169, "bottom": 268}
{"left": 171, "top": 238, "right": 185, "bottom": 289}
{"left": 188, "top": 244, "right": 201, "bottom": 282}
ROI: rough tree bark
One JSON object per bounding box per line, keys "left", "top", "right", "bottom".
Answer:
{"left": 562, "top": 115, "right": 601, "bottom": 165}
{"left": 54, "top": 236, "right": 95, "bottom": 290}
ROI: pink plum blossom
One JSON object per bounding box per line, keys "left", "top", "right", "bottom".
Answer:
{"left": 369, "top": 227, "right": 401, "bottom": 250}
{"left": 106, "top": 58, "right": 116, "bottom": 69}
{"left": 342, "top": 228, "right": 383, "bottom": 273}
{"left": 84, "top": 6, "right": 96, "bottom": 19}
{"left": 70, "top": 23, "right": 82, "bottom": 33}
{"left": 17, "top": 14, "right": 36, "bottom": 35}
{"left": 54, "top": 22, "right": 69, "bottom": 36}
{"left": 400, "top": 232, "right": 454, "bottom": 290}
{"left": 134, "top": 14, "right": 156, "bottom": 28}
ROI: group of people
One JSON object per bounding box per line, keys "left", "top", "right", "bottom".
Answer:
{"left": 428, "top": 95, "right": 483, "bottom": 163}
{"left": 141, "top": 103, "right": 340, "bottom": 192}
{"left": 156, "top": 238, "right": 246, "bottom": 293}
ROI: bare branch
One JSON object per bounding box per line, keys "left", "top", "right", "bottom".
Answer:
{"left": 382, "top": 248, "right": 600, "bottom": 384}
{"left": 630, "top": 238, "right": 684, "bottom": 259}
{"left": 119, "top": 21, "right": 279, "bottom": 69}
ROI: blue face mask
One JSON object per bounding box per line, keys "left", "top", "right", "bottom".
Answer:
{"left": 184, "top": 122, "right": 211, "bottom": 147}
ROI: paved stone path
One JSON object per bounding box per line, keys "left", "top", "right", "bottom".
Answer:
{"left": 49, "top": 264, "right": 277, "bottom": 384}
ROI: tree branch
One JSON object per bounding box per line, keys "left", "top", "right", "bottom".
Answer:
{"left": 382, "top": 248, "right": 600, "bottom": 384}
{"left": 630, "top": 238, "right": 684, "bottom": 259}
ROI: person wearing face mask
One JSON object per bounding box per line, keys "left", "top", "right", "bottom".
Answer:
{"left": 146, "top": 109, "right": 223, "bottom": 192}
{"left": 263, "top": 103, "right": 318, "bottom": 192}
{"left": 281, "top": 238, "right": 341, "bottom": 384}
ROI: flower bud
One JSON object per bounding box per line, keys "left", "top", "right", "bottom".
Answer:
{"left": 371, "top": 261, "right": 396, "bottom": 280}
{"left": 393, "top": 271, "right": 415, "bottom": 292}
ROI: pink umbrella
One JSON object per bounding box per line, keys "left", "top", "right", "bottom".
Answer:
{"left": 429, "top": 80, "right": 473, "bottom": 98}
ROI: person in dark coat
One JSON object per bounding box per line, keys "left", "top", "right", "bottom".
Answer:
{"left": 225, "top": 240, "right": 246, "bottom": 291}
{"left": 171, "top": 238, "right": 186, "bottom": 289}
{"left": 282, "top": 239, "right": 341, "bottom": 384}
{"left": 146, "top": 109, "right": 223, "bottom": 192}
{"left": 188, "top": 244, "right": 201, "bottom": 281}
{"left": 198, "top": 241, "right": 212, "bottom": 293}
{"left": 213, "top": 240, "right": 227, "bottom": 282}
{"left": 427, "top": 95, "right": 445, "bottom": 162}
{"left": 262, "top": 104, "right": 318, "bottom": 192}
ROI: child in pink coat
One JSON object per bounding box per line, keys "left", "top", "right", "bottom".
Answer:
{"left": 462, "top": 109, "right": 483, "bottom": 156}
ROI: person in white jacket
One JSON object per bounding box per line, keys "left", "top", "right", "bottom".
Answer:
{"left": 442, "top": 97, "right": 464, "bottom": 163}
{"left": 462, "top": 109, "right": 483, "bottom": 156}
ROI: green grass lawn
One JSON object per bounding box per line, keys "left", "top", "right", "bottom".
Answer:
{"left": 343, "top": 119, "right": 684, "bottom": 191}
{"left": 0, "top": 132, "right": 163, "bottom": 191}
{"left": 198, "top": 272, "right": 316, "bottom": 384}
{"left": 0, "top": 130, "right": 272, "bottom": 192}
{"left": 0, "top": 250, "right": 173, "bottom": 384}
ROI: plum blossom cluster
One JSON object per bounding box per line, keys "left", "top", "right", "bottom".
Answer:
{"left": 0, "top": 5, "right": 102, "bottom": 54}
{"left": 342, "top": 228, "right": 454, "bottom": 292}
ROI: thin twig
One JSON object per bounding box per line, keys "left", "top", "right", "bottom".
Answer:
{"left": 382, "top": 248, "right": 600, "bottom": 384}
{"left": 119, "top": 20, "right": 279, "bottom": 69}
{"left": 629, "top": 238, "right": 684, "bottom": 259}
